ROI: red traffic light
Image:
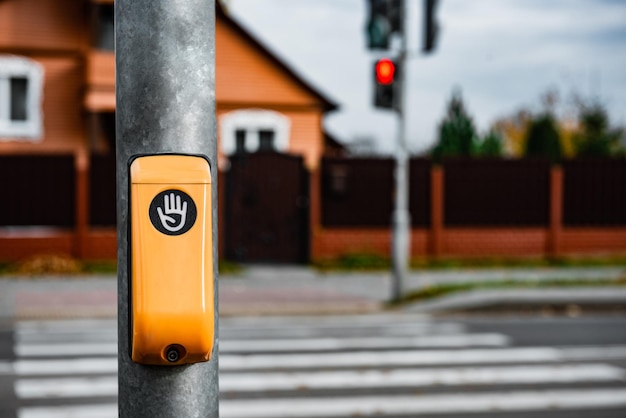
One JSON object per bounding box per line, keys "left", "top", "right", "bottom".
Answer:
{"left": 375, "top": 58, "right": 395, "bottom": 85}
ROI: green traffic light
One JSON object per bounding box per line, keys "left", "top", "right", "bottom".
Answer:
{"left": 367, "top": 16, "right": 390, "bottom": 49}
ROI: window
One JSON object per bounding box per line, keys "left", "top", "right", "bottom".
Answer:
{"left": 0, "top": 56, "right": 44, "bottom": 140}
{"left": 94, "top": 4, "right": 114, "bottom": 51}
{"left": 220, "top": 109, "right": 290, "bottom": 156}
{"left": 258, "top": 130, "right": 275, "bottom": 151}
{"left": 235, "top": 129, "right": 247, "bottom": 154}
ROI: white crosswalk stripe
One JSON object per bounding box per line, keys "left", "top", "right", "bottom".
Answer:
{"left": 12, "top": 358, "right": 117, "bottom": 375}
{"left": 15, "top": 334, "right": 510, "bottom": 357}
{"left": 16, "top": 377, "right": 118, "bottom": 399}
{"left": 219, "top": 389, "right": 626, "bottom": 418}
{"left": 220, "top": 346, "right": 626, "bottom": 370}
{"left": 6, "top": 315, "right": 626, "bottom": 418}
{"left": 18, "top": 404, "right": 117, "bottom": 418}
{"left": 220, "top": 364, "right": 626, "bottom": 391}
{"left": 14, "top": 364, "right": 625, "bottom": 399}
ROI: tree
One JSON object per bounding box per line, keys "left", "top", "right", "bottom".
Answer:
{"left": 573, "top": 101, "right": 624, "bottom": 157}
{"left": 432, "top": 90, "right": 478, "bottom": 160}
{"left": 477, "top": 129, "right": 504, "bottom": 157}
{"left": 524, "top": 113, "right": 562, "bottom": 161}
{"left": 494, "top": 88, "right": 579, "bottom": 158}
{"left": 491, "top": 110, "right": 531, "bottom": 157}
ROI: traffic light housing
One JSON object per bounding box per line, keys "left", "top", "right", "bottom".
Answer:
{"left": 366, "top": 0, "right": 402, "bottom": 50}
{"left": 374, "top": 58, "right": 397, "bottom": 109}
{"left": 423, "top": 0, "right": 439, "bottom": 53}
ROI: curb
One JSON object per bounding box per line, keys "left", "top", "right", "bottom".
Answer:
{"left": 405, "top": 287, "right": 626, "bottom": 314}
{"left": 219, "top": 301, "right": 383, "bottom": 317}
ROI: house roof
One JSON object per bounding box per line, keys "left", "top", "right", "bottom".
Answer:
{"left": 216, "top": 2, "right": 338, "bottom": 112}
{"left": 324, "top": 131, "right": 348, "bottom": 156}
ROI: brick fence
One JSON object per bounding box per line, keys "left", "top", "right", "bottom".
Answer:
{"left": 1, "top": 154, "right": 625, "bottom": 263}
{"left": 311, "top": 157, "right": 626, "bottom": 261}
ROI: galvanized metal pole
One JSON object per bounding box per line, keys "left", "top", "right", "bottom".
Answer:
{"left": 391, "top": 0, "right": 410, "bottom": 302}
{"left": 116, "top": 1, "right": 219, "bottom": 417}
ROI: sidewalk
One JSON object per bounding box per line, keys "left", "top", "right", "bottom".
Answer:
{"left": 224, "top": 265, "right": 626, "bottom": 315}
{"left": 0, "top": 265, "right": 625, "bottom": 319}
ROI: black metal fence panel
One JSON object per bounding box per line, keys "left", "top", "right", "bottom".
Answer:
{"left": 4, "top": 154, "right": 624, "bottom": 232}
{"left": 89, "top": 154, "right": 117, "bottom": 226}
{"left": 409, "top": 158, "right": 431, "bottom": 226}
{"left": 563, "top": 158, "right": 626, "bottom": 226}
{"left": 322, "top": 157, "right": 394, "bottom": 227}
{"left": 444, "top": 158, "right": 550, "bottom": 226}
{"left": 0, "top": 155, "right": 75, "bottom": 227}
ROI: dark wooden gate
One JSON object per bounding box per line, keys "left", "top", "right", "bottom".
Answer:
{"left": 225, "top": 152, "right": 309, "bottom": 264}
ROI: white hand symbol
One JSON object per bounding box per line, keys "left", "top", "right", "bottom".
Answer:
{"left": 156, "top": 192, "right": 188, "bottom": 232}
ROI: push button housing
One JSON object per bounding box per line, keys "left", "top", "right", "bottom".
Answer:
{"left": 130, "top": 155, "right": 214, "bottom": 365}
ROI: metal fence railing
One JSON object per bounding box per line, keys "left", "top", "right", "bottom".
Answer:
{"left": 444, "top": 158, "right": 550, "bottom": 226}
{"left": 321, "top": 157, "right": 626, "bottom": 228}
{"left": 2, "top": 155, "right": 625, "bottom": 230}
{"left": 563, "top": 158, "right": 626, "bottom": 226}
{"left": 0, "top": 155, "right": 75, "bottom": 227}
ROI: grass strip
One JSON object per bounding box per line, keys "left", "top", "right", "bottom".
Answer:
{"left": 314, "top": 253, "right": 626, "bottom": 272}
{"left": 392, "top": 277, "right": 626, "bottom": 306}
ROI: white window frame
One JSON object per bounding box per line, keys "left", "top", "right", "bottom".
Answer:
{"left": 0, "top": 55, "right": 44, "bottom": 141}
{"left": 220, "top": 109, "right": 290, "bottom": 155}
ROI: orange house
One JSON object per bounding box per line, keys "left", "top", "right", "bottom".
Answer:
{"left": 0, "top": 0, "right": 338, "bottom": 262}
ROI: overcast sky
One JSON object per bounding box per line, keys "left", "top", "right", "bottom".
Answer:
{"left": 227, "top": 0, "right": 626, "bottom": 155}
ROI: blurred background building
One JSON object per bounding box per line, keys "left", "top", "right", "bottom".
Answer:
{"left": 0, "top": 0, "right": 625, "bottom": 265}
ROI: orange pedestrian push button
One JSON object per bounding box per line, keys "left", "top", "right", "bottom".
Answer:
{"left": 130, "top": 155, "right": 214, "bottom": 365}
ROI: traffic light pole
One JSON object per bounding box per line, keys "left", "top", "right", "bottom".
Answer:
{"left": 116, "top": 1, "right": 219, "bottom": 417}
{"left": 391, "top": 0, "right": 410, "bottom": 302}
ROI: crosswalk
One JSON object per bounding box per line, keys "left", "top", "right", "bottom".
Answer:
{"left": 2, "top": 314, "right": 626, "bottom": 417}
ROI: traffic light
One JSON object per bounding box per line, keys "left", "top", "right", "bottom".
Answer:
{"left": 373, "top": 58, "right": 397, "bottom": 109}
{"left": 366, "top": 0, "right": 402, "bottom": 50}
{"left": 423, "top": 0, "right": 439, "bottom": 53}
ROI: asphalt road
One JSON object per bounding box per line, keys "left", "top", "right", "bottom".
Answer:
{"left": 0, "top": 313, "right": 625, "bottom": 418}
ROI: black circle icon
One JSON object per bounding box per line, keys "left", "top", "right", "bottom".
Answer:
{"left": 149, "top": 189, "right": 197, "bottom": 236}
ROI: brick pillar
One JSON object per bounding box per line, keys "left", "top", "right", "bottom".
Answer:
{"left": 218, "top": 169, "right": 226, "bottom": 260}
{"left": 430, "top": 165, "right": 444, "bottom": 258}
{"left": 548, "top": 165, "right": 563, "bottom": 257}
{"left": 309, "top": 168, "right": 321, "bottom": 262}
{"left": 74, "top": 148, "right": 89, "bottom": 259}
